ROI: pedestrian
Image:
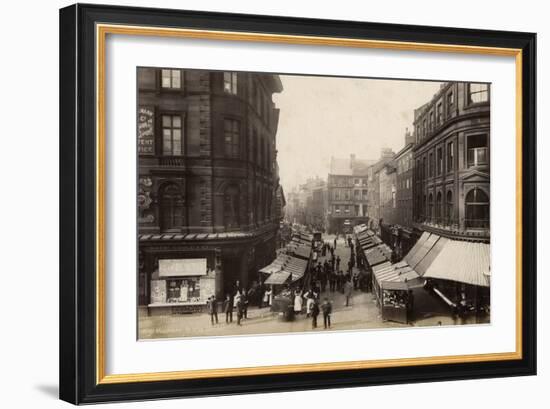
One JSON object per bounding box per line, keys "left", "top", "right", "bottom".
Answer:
{"left": 224, "top": 294, "right": 233, "bottom": 323}
{"left": 262, "top": 287, "right": 272, "bottom": 308}
{"left": 348, "top": 236, "right": 352, "bottom": 248}
{"left": 336, "top": 255, "right": 341, "bottom": 270}
{"left": 294, "top": 290, "right": 303, "bottom": 315}
{"left": 306, "top": 293, "right": 314, "bottom": 317}
{"left": 321, "top": 297, "right": 332, "bottom": 329}
{"left": 207, "top": 295, "right": 218, "bottom": 325}
{"left": 242, "top": 290, "right": 249, "bottom": 319}
{"left": 333, "top": 237, "right": 337, "bottom": 249}
{"left": 236, "top": 298, "right": 243, "bottom": 326}
{"left": 311, "top": 299, "right": 320, "bottom": 329}
{"left": 344, "top": 279, "right": 353, "bottom": 307}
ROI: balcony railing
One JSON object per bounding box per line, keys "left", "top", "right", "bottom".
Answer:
{"left": 465, "top": 218, "right": 490, "bottom": 228}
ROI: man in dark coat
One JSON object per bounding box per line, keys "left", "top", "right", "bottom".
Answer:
{"left": 321, "top": 298, "right": 332, "bottom": 329}
{"left": 311, "top": 299, "right": 320, "bottom": 329}
{"left": 207, "top": 295, "right": 218, "bottom": 325}
{"left": 224, "top": 294, "right": 234, "bottom": 323}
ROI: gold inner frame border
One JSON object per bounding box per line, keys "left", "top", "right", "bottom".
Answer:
{"left": 95, "top": 23, "right": 523, "bottom": 385}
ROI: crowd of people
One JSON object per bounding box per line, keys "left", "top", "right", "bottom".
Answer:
{"left": 205, "top": 233, "right": 366, "bottom": 331}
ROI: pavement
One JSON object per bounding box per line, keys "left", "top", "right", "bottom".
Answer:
{"left": 138, "top": 234, "right": 488, "bottom": 340}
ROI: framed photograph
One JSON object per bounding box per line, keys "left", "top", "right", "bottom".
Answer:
{"left": 59, "top": 3, "right": 536, "bottom": 404}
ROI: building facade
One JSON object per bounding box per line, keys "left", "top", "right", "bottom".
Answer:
{"left": 412, "top": 82, "right": 490, "bottom": 240}
{"left": 379, "top": 161, "right": 397, "bottom": 226}
{"left": 137, "top": 68, "right": 283, "bottom": 309}
{"left": 365, "top": 148, "right": 395, "bottom": 232}
{"left": 327, "top": 155, "right": 375, "bottom": 234}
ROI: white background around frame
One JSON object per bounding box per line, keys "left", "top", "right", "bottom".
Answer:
{"left": 1, "top": 0, "right": 548, "bottom": 408}
{"left": 106, "top": 31, "right": 516, "bottom": 375}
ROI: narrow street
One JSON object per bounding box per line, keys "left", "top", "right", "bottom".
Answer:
{"left": 138, "top": 235, "right": 478, "bottom": 340}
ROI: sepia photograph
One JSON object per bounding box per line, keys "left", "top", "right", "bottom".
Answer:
{"left": 136, "top": 67, "right": 491, "bottom": 340}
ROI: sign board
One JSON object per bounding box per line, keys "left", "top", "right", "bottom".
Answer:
{"left": 159, "top": 258, "right": 207, "bottom": 277}
{"left": 200, "top": 276, "right": 216, "bottom": 300}
{"left": 150, "top": 279, "right": 166, "bottom": 304}
{"left": 138, "top": 106, "right": 155, "bottom": 155}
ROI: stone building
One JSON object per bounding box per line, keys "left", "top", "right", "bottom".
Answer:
{"left": 327, "top": 155, "right": 375, "bottom": 234}
{"left": 137, "top": 67, "right": 283, "bottom": 310}
{"left": 365, "top": 148, "right": 395, "bottom": 232}
{"left": 412, "top": 82, "right": 490, "bottom": 239}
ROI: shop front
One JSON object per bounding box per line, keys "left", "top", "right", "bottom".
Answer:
{"left": 148, "top": 258, "right": 217, "bottom": 316}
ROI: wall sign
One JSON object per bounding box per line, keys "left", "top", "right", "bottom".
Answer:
{"left": 138, "top": 106, "right": 155, "bottom": 155}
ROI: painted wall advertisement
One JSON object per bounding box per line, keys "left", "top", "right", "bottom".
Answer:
{"left": 138, "top": 106, "right": 154, "bottom": 155}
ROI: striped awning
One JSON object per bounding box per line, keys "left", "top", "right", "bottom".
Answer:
{"left": 423, "top": 240, "right": 490, "bottom": 287}
{"left": 264, "top": 270, "right": 291, "bottom": 285}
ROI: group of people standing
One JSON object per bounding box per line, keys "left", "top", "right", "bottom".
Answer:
{"left": 292, "top": 288, "right": 334, "bottom": 329}
{"left": 206, "top": 287, "right": 251, "bottom": 327}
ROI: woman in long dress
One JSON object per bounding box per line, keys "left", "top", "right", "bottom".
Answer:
{"left": 294, "top": 291, "right": 303, "bottom": 314}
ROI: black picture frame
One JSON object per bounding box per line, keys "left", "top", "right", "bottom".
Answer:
{"left": 59, "top": 3, "right": 536, "bottom": 405}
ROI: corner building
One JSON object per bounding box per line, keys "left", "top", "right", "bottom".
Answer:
{"left": 137, "top": 68, "right": 283, "bottom": 311}
{"left": 413, "top": 82, "right": 490, "bottom": 238}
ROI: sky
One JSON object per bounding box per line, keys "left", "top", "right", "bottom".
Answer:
{"left": 272, "top": 75, "right": 444, "bottom": 193}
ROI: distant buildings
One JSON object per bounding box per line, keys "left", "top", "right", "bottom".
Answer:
{"left": 137, "top": 68, "right": 283, "bottom": 310}
{"left": 327, "top": 155, "right": 376, "bottom": 234}
{"left": 286, "top": 176, "right": 327, "bottom": 230}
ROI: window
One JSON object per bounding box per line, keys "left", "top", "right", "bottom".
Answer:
{"left": 161, "top": 69, "right": 181, "bottom": 89}
{"left": 437, "top": 102, "right": 443, "bottom": 124}
{"left": 447, "top": 141, "right": 454, "bottom": 172}
{"left": 437, "top": 147, "right": 443, "bottom": 175}
{"left": 429, "top": 111, "right": 434, "bottom": 130}
{"left": 469, "top": 83, "right": 489, "bottom": 103}
{"left": 447, "top": 90, "right": 454, "bottom": 116}
{"left": 467, "top": 134, "right": 488, "bottom": 166}
{"left": 344, "top": 205, "right": 350, "bottom": 213}
{"left": 428, "top": 193, "right": 433, "bottom": 221}
{"left": 446, "top": 190, "right": 453, "bottom": 224}
{"left": 223, "top": 72, "right": 238, "bottom": 94}
{"left": 465, "top": 188, "right": 489, "bottom": 228}
{"left": 335, "top": 205, "right": 340, "bottom": 214}
{"left": 224, "top": 119, "right": 240, "bottom": 158}
{"left": 160, "top": 184, "right": 184, "bottom": 232}
{"left": 423, "top": 118, "right": 427, "bottom": 136}
{"left": 354, "top": 190, "right": 360, "bottom": 200}
{"left": 392, "top": 185, "right": 396, "bottom": 208}
{"left": 436, "top": 192, "right": 442, "bottom": 223}
{"left": 162, "top": 115, "right": 183, "bottom": 156}
{"left": 223, "top": 185, "right": 240, "bottom": 230}
{"left": 429, "top": 152, "right": 434, "bottom": 177}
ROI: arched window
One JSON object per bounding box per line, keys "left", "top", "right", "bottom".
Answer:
{"left": 160, "top": 184, "right": 184, "bottom": 232}
{"left": 223, "top": 185, "right": 240, "bottom": 230}
{"left": 436, "top": 191, "right": 442, "bottom": 223}
{"left": 465, "top": 188, "right": 489, "bottom": 228}
{"left": 428, "top": 193, "right": 434, "bottom": 222}
{"left": 446, "top": 190, "right": 453, "bottom": 225}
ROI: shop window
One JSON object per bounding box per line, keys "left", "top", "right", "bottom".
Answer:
{"left": 224, "top": 185, "right": 240, "bottom": 230}
{"left": 223, "top": 72, "right": 238, "bottom": 94}
{"left": 162, "top": 114, "right": 183, "bottom": 156}
{"left": 467, "top": 134, "right": 488, "bottom": 167}
{"left": 160, "top": 184, "right": 184, "bottom": 232}
{"left": 468, "top": 83, "right": 489, "bottom": 104}
{"left": 166, "top": 278, "right": 201, "bottom": 303}
{"left": 224, "top": 119, "right": 240, "bottom": 158}
{"left": 465, "top": 188, "right": 489, "bottom": 228}
{"left": 161, "top": 69, "right": 181, "bottom": 89}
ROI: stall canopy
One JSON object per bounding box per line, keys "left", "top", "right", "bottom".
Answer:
{"left": 264, "top": 270, "right": 291, "bottom": 285}
{"left": 422, "top": 239, "right": 490, "bottom": 287}
{"left": 260, "top": 254, "right": 308, "bottom": 284}
{"left": 373, "top": 260, "right": 425, "bottom": 290}
{"left": 364, "top": 243, "right": 392, "bottom": 267}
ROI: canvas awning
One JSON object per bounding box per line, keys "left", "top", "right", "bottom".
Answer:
{"left": 264, "top": 270, "right": 291, "bottom": 285}
{"left": 423, "top": 240, "right": 490, "bottom": 287}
